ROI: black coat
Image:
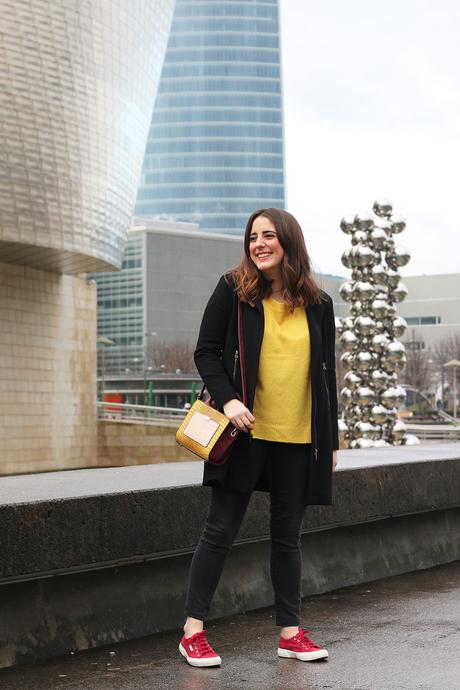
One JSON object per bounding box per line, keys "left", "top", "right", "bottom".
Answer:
{"left": 194, "top": 273, "right": 339, "bottom": 505}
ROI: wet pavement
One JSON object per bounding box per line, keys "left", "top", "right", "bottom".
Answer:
{"left": 1, "top": 561, "right": 459, "bottom": 690}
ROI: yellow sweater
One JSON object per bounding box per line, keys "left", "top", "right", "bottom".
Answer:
{"left": 252, "top": 297, "right": 312, "bottom": 443}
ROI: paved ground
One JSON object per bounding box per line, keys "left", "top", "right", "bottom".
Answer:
{"left": 0, "top": 442, "right": 459, "bottom": 505}
{"left": 2, "top": 561, "right": 459, "bottom": 690}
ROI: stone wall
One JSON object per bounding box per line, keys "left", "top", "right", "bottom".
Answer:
{"left": 0, "top": 262, "right": 97, "bottom": 474}
{"left": 97, "top": 419, "right": 194, "bottom": 465}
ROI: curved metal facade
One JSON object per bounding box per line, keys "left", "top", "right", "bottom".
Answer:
{"left": 135, "top": 0, "right": 285, "bottom": 235}
{"left": 0, "top": 0, "right": 175, "bottom": 273}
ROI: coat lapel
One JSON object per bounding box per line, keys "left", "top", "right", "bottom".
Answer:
{"left": 242, "top": 299, "right": 264, "bottom": 411}
{"left": 306, "top": 303, "right": 321, "bottom": 391}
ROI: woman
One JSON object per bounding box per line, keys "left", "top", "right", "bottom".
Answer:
{"left": 179, "top": 208, "right": 339, "bottom": 667}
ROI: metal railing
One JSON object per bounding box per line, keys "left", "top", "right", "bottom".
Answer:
{"left": 438, "top": 409, "right": 459, "bottom": 425}
{"left": 97, "top": 402, "right": 460, "bottom": 441}
{"left": 96, "top": 401, "right": 187, "bottom": 424}
{"left": 405, "top": 423, "right": 460, "bottom": 441}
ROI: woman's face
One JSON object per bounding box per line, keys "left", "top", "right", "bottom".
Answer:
{"left": 248, "top": 215, "right": 284, "bottom": 277}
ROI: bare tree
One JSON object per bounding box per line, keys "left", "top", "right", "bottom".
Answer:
{"left": 431, "top": 333, "right": 460, "bottom": 371}
{"left": 148, "top": 340, "right": 198, "bottom": 374}
{"left": 431, "top": 334, "right": 460, "bottom": 407}
{"left": 399, "top": 347, "right": 432, "bottom": 393}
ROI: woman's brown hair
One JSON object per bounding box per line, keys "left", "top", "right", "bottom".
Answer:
{"left": 227, "top": 208, "right": 324, "bottom": 311}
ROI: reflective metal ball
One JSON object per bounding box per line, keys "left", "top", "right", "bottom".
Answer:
{"left": 371, "top": 333, "right": 390, "bottom": 353}
{"left": 371, "top": 370, "right": 388, "bottom": 389}
{"left": 383, "top": 269, "right": 401, "bottom": 289}
{"left": 381, "top": 387, "right": 401, "bottom": 409}
{"left": 339, "top": 281, "right": 354, "bottom": 302}
{"left": 354, "top": 212, "right": 375, "bottom": 231}
{"left": 355, "top": 438, "right": 375, "bottom": 448}
{"left": 352, "top": 281, "right": 375, "bottom": 302}
{"left": 355, "top": 351, "right": 374, "bottom": 371}
{"left": 340, "top": 215, "right": 355, "bottom": 234}
{"left": 370, "top": 404, "right": 388, "bottom": 424}
{"left": 370, "top": 299, "right": 390, "bottom": 320}
{"left": 340, "top": 352, "right": 354, "bottom": 371}
{"left": 369, "top": 227, "right": 388, "bottom": 251}
{"left": 351, "top": 230, "right": 368, "bottom": 246}
{"left": 391, "top": 214, "right": 406, "bottom": 233}
{"left": 387, "top": 245, "right": 411, "bottom": 269}
{"left": 357, "top": 387, "right": 376, "bottom": 405}
{"left": 392, "top": 281, "right": 408, "bottom": 303}
{"left": 392, "top": 316, "right": 407, "bottom": 337}
{"left": 373, "top": 199, "right": 393, "bottom": 218}
{"left": 350, "top": 300, "right": 363, "bottom": 317}
{"left": 371, "top": 264, "right": 387, "bottom": 285}
{"left": 341, "top": 249, "right": 353, "bottom": 268}
{"left": 354, "top": 316, "right": 376, "bottom": 336}
{"left": 403, "top": 434, "right": 420, "bottom": 445}
{"left": 352, "top": 245, "right": 378, "bottom": 267}
{"left": 387, "top": 340, "right": 406, "bottom": 362}
{"left": 340, "top": 386, "right": 353, "bottom": 402}
{"left": 344, "top": 371, "right": 362, "bottom": 388}
{"left": 340, "top": 330, "right": 359, "bottom": 352}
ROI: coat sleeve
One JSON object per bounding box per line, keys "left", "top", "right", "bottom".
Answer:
{"left": 194, "top": 275, "right": 239, "bottom": 410}
{"left": 323, "top": 294, "right": 340, "bottom": 450}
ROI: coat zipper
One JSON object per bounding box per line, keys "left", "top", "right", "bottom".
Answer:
{"left": 313, "top": 393, "right": 318, "bottom": 462}
{"left": 312, "top": 372, "right": 318, "bottom": 461}
{"left": 322, "top": 362, "right": 330, "bottom": 398}
{"left": 312, "top": 365, "right": 327, "bottom": 462}
{"left": 232, "top": 349, "right": 239, "bottom": 383}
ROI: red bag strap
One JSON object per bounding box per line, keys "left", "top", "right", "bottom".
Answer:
{"left": 198, "top": 299, "right": 247, "bottom": 406}
{"left": 237, "top": 300, "right": 247, "bottom": 406}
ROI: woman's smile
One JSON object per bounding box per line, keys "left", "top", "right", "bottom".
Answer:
{"left": 249, "top": 215, "right": 284, "bottom": 274}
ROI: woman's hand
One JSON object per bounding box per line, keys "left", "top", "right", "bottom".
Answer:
{"left": 332, "top": 450, "right": 338, "bottom": 472}
{"left": 223, "top": 399, "right": 255, "bottom": 433}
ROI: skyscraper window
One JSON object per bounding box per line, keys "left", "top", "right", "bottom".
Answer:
{"left": 135, "top": 0, "right": 285, "bottom": 234}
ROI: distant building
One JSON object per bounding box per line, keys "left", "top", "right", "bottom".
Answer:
{"left": 92, "top": 218, "right": 243, "bottom": 375}
{"left": 93, "top": 220, "right": 460, "bottom": 383}
{"left": 323, "top": 273, "right": 460, "bottom": 350}
{"left": 135, "top": 0, "right": 285, "bottom": 234}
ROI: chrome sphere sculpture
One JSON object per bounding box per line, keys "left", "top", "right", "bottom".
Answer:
{"left": 338, "top": 199, "right": 415, "bottom": 447}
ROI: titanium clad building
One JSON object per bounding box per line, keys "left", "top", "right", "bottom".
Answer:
{"left": 0, "top": 0, "right": 175, "bottom": 474}
{"left": 135, "top": 0, "right": 286, "bottom": 234}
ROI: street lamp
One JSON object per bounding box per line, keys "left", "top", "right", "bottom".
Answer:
{"left": 144, "top": 331, "right": 158, "bottom": 405}
{"left": 444, "top": 360, "right": 460, "bottom": 419}
{"left": 144, "top": 331, "right": 158, "bottom": 366}
{"left": 96, "top": 336, "right": 115, "bottom": 401}
{"left": 144, "top": 365, "right": 153, "bottom": 407}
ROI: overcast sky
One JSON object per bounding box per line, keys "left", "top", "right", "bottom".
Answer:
{"left": 280, "top": 0, "right": 460, "bottom": 278}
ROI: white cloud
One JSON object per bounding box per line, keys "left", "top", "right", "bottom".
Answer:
{"left": 280, "top": 0, "right": 460, "bottom": 276}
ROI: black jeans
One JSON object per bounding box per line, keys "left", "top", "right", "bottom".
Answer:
{"left": 185, "top": 440, "right": 311, "bottom": 627}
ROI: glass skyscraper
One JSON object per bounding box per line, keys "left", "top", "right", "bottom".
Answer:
{"left": 135, "top": 0, "right": 285, "bottom": 234}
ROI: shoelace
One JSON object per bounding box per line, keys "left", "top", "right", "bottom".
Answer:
{"left": 297, "top": 628, "right": 323, "bottom": 650}
{"left": 191, "top": 629, "right": 214, "bottom": 656}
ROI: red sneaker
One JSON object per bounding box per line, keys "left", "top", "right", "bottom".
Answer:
{"left": 179, "top": 629, "right": 222, "bottom": 667}
{"left": 278, "top": 627, "right": 329, "bottom": 661}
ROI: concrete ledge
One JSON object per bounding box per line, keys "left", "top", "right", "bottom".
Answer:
{"left": 0, "top": 444, "right": 459, "bottom": 667}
